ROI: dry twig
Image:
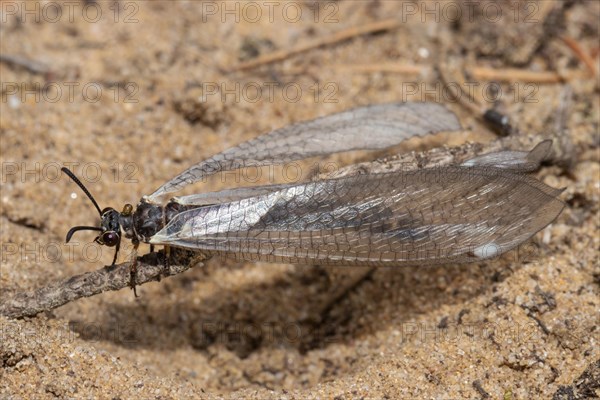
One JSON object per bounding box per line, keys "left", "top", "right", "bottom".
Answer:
{"left": 334, "top": 62, "right": 585, "bottom": 84}
{"left": 0, "top": 53, "right": 52, "bottom": 75}
{"left": 334, "top": 62, "right": 426, "bottom": 75}
{"left": 561, "top": 36, "right": 598, "bottom": 76}
{"left": 0, "top": 253, "right": 198, "bottom": 319}
{"left": 229, "top": 18, "right": 401, "bottom": 72}
{"left": 469, "top": 66, "right": 567, "bottom": 84}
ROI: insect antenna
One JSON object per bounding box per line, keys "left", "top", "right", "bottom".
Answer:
{"left": 65, "top": 225, "right": 102, "bottom": 243}
{"left": 62, "top": 167, "right": 105, "bottom": 243}
{"left": 61, "top": 167, "right": 103, "bottom": 216}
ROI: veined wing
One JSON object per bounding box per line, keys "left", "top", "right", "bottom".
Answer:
{"left": 461, "top": 140, "right": 553, "bottom": 171}
{"left": 150, "top": 167, "right": 564, "bottom": 266}
{"left": 147, "top": 102, "right": 461, "bottom": 201}
{"left": 172, "top": 183, "right": 297, "bottom": 206}
{"left": 171, "top": 140, "right": 556, "bottom": 207}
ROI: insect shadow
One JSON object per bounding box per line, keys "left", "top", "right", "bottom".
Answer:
{"left": 66, "top": 253, "right": 522, "bottom": 358}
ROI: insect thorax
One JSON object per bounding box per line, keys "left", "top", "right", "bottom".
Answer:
{"left": 130, "top": 199, "right": 191, "bottom": 243}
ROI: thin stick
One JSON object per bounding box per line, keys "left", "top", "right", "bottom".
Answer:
{"left": 0, "top": 53, "right": 51, "bottom": 75}
{"left": 469, "top": 66, "right": 567, "bottom": 84}
{"left": 334, "top": 63, "right": 585, "bottom": 83}
{"left": 0, "top": 254, "right": 197, "bottom": 319}
{"left": 561, "top": 36, "right": 597, "bottom": 76}
{"left": 229, "top": 18, "right": 402, "bottom": 72}
{"left": 472, "top": 380, "right": 491, "bottom": 399}
{"left": 314, "top": 267, "right": 375, "bottom": 323}
{"left": 335, "top": 63, "right": 426, "bottom": 75}
{"left": 326, "top": 132, "right": 573, "bottom": 181}
{"left": 437, "top": 63, "right": 485, "bottom": 116}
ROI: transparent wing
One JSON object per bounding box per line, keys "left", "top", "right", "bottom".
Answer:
{"left": 461, "top": 140, "right": 553, "bottom": 171}
{"left": 173, "top": 183, "right": 297, "bottom": 206}
{"left": 150, "top": 167, "right": 564, "bottom": 266}
{"left": 174, "top": 140, "right": 555, "bottom": 207}
{"left": 147, "top": 102, "right": 461, "bottom": 201}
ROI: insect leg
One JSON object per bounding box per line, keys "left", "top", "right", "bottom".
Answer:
{"left": 163, "top": 245, "right": 171, "bottom": 278}
{"left": 129, "top": 240, "right": 139, "bottom": 297}
{"left": 110, "top": 239, "right": 120, "bottom": 266}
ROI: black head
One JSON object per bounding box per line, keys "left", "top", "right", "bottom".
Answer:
{"left": 62, "top": 167, "right": 126, "bottom": 265}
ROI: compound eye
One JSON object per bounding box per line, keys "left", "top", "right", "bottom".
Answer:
{"left": 102, "top": 231, "right": 120, "bottom": 247}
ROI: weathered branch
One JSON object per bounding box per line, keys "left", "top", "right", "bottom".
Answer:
{"left": 229, "top": 19, "right": 402, "bottom": 72}
{"left": 0, "top": 253, "right": 197, "bottom": 319}
{"left": 326, "top": 131, "right": 574, "bottom": 180}
{"left": 0, "top": 53, "right": 52, "bottom": 75}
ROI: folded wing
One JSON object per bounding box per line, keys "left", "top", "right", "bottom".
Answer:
{"left": 150, "top": 167, "right": 564, "bottom": 266}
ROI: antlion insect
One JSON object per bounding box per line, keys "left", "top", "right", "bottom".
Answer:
{"left": 62, "top": 102, "right": 565, "bottom": 295}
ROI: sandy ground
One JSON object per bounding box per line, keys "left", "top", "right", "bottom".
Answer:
{"left": 1, "top": 1, "right": 599, "bottom": 398}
